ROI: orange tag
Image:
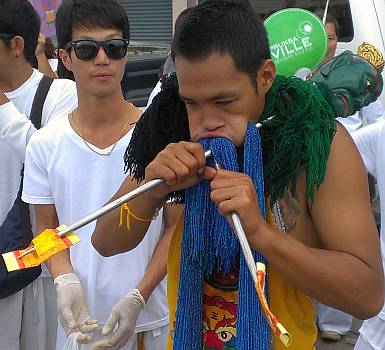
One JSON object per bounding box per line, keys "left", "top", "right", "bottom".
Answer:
{"left": 46, "top": 10, "right": 55, "bottom": 24}
{"left": 2, "top": 226, "right": 80, "bottom": 272}
{"left": 254, "top": 262, "right": 292, "bottom": 347}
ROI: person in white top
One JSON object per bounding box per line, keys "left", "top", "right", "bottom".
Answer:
{"left": 351, "top": 121, "right": 385, "bottom": 350}
{"left": 23, "top": 1, "right": 180, "bottom": 349}
{"left": 317, "top": 99, "right": 385, "bottom": 342}
{"left": 0, "top": 1, "right": 77, "bottom": 349}
{"left": 313, "top": 9, "right": 385, "bottom": 341}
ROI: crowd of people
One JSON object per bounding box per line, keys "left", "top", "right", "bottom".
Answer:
{"left": 1, "top": 0, "right": 385, "bottom": 350}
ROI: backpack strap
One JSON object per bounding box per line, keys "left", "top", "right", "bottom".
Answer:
{"left": 30, "top": 75, "right": 54, "bottom": 129}
{"left": 21, "top": 75, "right": 54, "bottom": 243}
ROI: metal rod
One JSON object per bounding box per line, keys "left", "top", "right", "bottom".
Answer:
{"left": 322, "top": 0, "right": 331, "bottom": 25}
{"left": 18, "top": 150, "right": 213, "bottom": 258}
{"left": 231, "top": 212, "right": 258, "bottom": 284}
{"left": 213, "top": 161, "right": 258, "bottom": 284}
{"left": 58, "top": 179, "right": 164, "bottom": 237}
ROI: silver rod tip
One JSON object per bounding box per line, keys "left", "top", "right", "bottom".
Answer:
{"left": 204, "top": 149, "right": 212, "bottom": 158}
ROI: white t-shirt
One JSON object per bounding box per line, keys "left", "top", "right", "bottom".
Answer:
{"left": 22, "top": 116, "right": 168, "bottom": 349}
{"left": 337, "top": 100, "right": 385, "bottom": 133}
{"left": 353, "top": 121, "right": 385, "bottom": 347}
{"left": 0, "top": 69, "right": 77, "bottom": 225}
{"left": 146, "top": 80, "right": 162, "bottom": 109}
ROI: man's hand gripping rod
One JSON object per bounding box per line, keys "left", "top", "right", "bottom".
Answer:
{"left": 214, "top": 160, "right": 291, "bottom": 346}
{"left": 18, "top": 150, "right": 213, "bottom": 258}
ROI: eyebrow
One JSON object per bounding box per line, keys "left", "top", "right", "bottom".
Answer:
{"left": 76, "top": 32, "right": 122, "bottom": 41}
{"left": 179, "top": 91, "right": 238, "bottom": 101}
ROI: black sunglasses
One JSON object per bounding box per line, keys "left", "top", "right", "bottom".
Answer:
{"left": 0, "top": 33, "right": 16, "bottom": 40}
{"left": 65, "top": 39, "right": 129, "bottom": 61}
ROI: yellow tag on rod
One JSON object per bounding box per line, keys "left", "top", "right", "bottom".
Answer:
{"left": 2, "top": 225, "right": 80, "bottom": 272}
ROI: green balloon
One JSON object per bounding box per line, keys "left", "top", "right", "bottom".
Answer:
{"left": 264, "top": 8, "right": 328, "bottom": 77}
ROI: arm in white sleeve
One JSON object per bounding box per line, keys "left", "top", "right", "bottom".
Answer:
{"left": 362, "top": 100, "right": 385, "bottom": 125}
{"left": 352, "top": 121, "right": 385, "bottom": 178}
{"left": 0, "top": 101, "right": 36, "bottom": 161}
{"left": 0, "top": 80, "right": 77, "bottom": 162}
{"left": 22, "top": 132, "right": 54, "bottom": 206}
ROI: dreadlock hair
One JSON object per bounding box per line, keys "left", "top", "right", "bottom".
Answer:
{"left": 260, "top": 75, "right": 336, "bottom": 203}
{"left": 123, "top": 75, "right": 190, "bottom": 201}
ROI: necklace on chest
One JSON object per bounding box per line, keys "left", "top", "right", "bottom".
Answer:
{"left": 70, "top": 107, "right": 133, "bottom": 157}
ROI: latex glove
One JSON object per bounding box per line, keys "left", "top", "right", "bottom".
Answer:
{"left": 92, "top": 289, "right": 145, "bottom": 350}
{"left": 54, "top": 273, "right": 98, "bottom": 343}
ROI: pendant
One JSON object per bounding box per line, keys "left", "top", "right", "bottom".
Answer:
{"left": 46, "top": 10, "right": 55, "bottom": 24}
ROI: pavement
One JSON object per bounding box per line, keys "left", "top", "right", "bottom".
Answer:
{"left": 316, "top": 319, "right": 362, "bottom": 350}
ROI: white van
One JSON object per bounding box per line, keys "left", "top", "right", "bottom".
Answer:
{"left": 337, "top": 0, "right": 385, "bottom": 104}
{"left": 248, "top": 0, "right": 385, "bottom": 104}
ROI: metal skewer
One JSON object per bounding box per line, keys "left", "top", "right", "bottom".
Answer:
{"left": 18, "top": 150, "right": 213, "bottom": 258}
{"left": 214, "top": 161, "right": 258, "bottom": 284}
{"left": 214, "top": 160, "right": 292, "bottom": 346}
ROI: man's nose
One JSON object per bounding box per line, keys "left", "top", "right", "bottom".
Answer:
{"left": 200, "top": 107, "right": 224, "bottom": 131}
{"left": 94, "top": 46, "right": 110, "bottom": 64}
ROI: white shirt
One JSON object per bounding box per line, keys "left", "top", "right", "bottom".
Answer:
{"left": 337, "top": 100, "right": 385, "bottom": 133}
{"left": 22, "top": 117, "right": 168, "bottom": 349}
{"left": 353, "top": 121, "right": 385, "bottom": 347}
{"left": 146, "top": 80, "right": 162, "bottom": 110}
{"left": 0, "top": 69, "right": 77, "bottom": 225}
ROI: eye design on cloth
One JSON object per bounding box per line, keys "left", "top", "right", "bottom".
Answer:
{"left": 217, "top": 330, "right": 235, "bottom": 343}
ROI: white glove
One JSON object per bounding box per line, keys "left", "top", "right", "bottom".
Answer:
{"left": 54, "top": 273, "right": 98, "bottom": 343}
{"left": 92, "top": 289, "right": 146, "bottom": 350}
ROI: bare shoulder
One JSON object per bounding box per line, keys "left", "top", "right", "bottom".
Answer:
{"left": 314, "top": 122, "right": 368, "bottom": 205}
{"left": 309, "top": 122, "right": 377, "bottom": 250}
{"left": 278, "top": 122, "right": 377, "bottom": 250}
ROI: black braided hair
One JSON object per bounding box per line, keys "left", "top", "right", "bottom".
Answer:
{"left": 123, "top": 74, "right": 190, "bottom": 202}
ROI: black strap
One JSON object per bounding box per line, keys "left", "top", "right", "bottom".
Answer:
{"left": 21, "top": 75, "right": 54, "bottom": 243}
{"left": 30, "top": 75, "right": 54, "bottom": 129}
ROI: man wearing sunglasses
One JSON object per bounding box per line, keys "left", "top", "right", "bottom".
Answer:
{"left": 0, "top": 1, "right": 77, "bottom": 349}
{"left": 22, "top": 0, "right": 174, "bottom": 349}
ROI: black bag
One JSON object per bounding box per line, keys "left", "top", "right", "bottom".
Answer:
{"left": 0, "top": 76, "right": 54, "bottom": 299}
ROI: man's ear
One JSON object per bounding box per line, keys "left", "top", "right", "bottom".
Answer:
{"left": 10, "top": 36, "right": 24, "bottom": 58}
{"left": 59, "top": 48, "right": 73, "bottom": 72}
{"left": 256, "top": 59, "right": 276, "bottom": 93}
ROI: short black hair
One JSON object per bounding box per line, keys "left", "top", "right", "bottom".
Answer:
{"left": 314, "top": 8, "right": 339, "bottom": 38}
{"left": 174, "top": 7, "right": 192, "bottom": 34}
{"left": 171, "top": 0, "right": 271, "bottom": 85}
{"left": 56, "top": 0, "right": 130, "bottom": 50}
{"left": 0, "top": 0, "right": 40, "bottom": 65}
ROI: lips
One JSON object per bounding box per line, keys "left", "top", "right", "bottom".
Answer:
{"left": 93, "top": 72, "right": 113, "bottom": 78}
